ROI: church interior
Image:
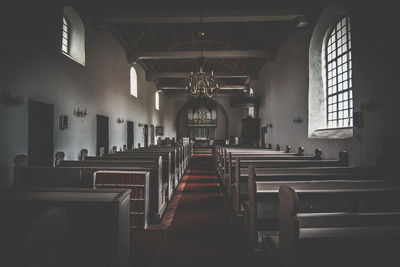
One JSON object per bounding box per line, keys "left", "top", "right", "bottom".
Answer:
{"left": 1, "top": 0, "right": 400, "bottom": 266}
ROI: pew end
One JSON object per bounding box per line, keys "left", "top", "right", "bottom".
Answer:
{"left": 296, "top": 146, "right": 305, "bottom": 156}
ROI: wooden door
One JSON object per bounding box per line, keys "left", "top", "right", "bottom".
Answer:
{"left": 143, "top": 125, "right": 148, "bottom": 147}
{"left": 150, "top": 125, "right": 155, "bottom": 145}
{"left": 127, "top": 121, "right": 134, "bottom": 149}
{"left": 28, "top": 100, "right": 54, "bottom": 166}
{"left": 96, "top": 115, "right": 109, "bottom": 155}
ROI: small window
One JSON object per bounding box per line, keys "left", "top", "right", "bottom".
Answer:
{"left": 155, "top": 91, "right": 160, "bottom": 110}
{"left": 249, "top": 88, "right": 254, "bottom": 97}
{"left": 248, "top": 106, "right": 255, "bottom": 118}
{"left": 62, "top": 16, "right": 69, "bottom": 54}
{"left": 130, "top": 67, "right": 137, "bottom": 97}
{"left": 62, "top": 7, "right": 85, "bottom": 66}
{"left": 326, "top": 16, "right": 353, "bottom": 128}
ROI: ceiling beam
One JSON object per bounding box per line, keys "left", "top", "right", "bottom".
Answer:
{"left": 158, "top": 85, "right": 246, "bottom": 91}
{"left": 103, "top": 9, "right": 305, "bottom": 24}
{"left": 149, "top": 72, "right": 251, "bottom": 79}
{"left": 130, "top": 50, "right": 268, "bottom": 61}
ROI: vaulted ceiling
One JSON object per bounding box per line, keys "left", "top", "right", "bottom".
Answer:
{"left": 93, "top": 0, "right": 327, "bottom": 95}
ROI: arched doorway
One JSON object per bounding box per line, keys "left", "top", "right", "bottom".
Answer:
{"left": 175, "top": 98, "right": 229, "bottom": 144}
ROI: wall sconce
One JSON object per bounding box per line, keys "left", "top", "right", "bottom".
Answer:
{"left": 73, "top": 107, "right": 88, "bottom": 118}
{"left": 266, "top": 122, "right": 273, "bottom": 128}
{"left": 293, "top": 115, "right": 304, "bottom": 124}
{"left": 0, "top": 91, "right": 24, "bottom": 107}
{"left": 138, "top": 123, "right": 144, "bottom": 127}
{"left": 117, "top": 117, "right": 125, "bottom": 124}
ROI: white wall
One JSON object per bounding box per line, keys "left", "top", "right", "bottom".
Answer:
{"left": 254, "top": 2, "right": 399, "bottom": 166}
{"left": 0, "top": 2, "right": 169, "bottom": 186}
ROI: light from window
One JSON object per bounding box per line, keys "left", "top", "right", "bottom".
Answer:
{"left": 62, "top": 16, "right": 69, "bottom": 54}
{"left": 155, "top": 91, "right": 160, "bottom": 110}
{"left": 326, "top": 16, "right": 353, "bottom": 128}
{"left": 62, "top": 7, "right": 85, "bottom": 65}
{"left": 248, "top": 106, "right": 255, "bottom": 118}
{"left": 130, "top": 67, "right": 137, "bottom": 97}
{"left": 249, "top": 88, "right": 254, "bottom": 97}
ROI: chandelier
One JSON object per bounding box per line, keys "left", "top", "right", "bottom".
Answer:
{"left": 186, "top": 58, "right": 219, "bottom": 97}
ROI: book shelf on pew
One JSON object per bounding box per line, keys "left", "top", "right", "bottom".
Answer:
{"left": 93, "top": 170, "right": 150, "bottom": 229}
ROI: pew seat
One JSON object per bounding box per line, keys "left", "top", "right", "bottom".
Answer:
{"left": 261, "top": 185, "right": 400, "bottom": 266}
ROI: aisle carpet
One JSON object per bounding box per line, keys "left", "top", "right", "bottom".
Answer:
{"left": 131, "top": 149, "right": 251, "bottom": 267}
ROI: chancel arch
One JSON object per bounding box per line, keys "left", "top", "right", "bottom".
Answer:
{"left": 175, "top": 98, "right": 229, "bottom": 143}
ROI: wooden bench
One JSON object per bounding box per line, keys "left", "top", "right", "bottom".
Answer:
{"left": 111, "top": 151, "right": 175, "bottom": 196}
{"left": 233, "top": 165, "right": 387, "bottom": 215}
{"left": 245, "top": 165, "right": 400, "bottom": 248}
{"left": 217, "top": 146, "right": 305, "bottom": 188}
{"left": 226, "top": 150, "right": 348, "bottom": 198}
{"left": 15, "top": 165, "right": 163, "bottom": 226}
{"left": 262, "top": 185, "right": 400, "bottom": 266}
{"left": 56, "top": 158, "right": 168, "bottom": 221}
{"left": 0, "top": 187, "right": 131, "bottom": 267}
{"left": 134, "top": 143, "right": 192, "bottom": 179}
{"left": 122, "top": 148, "right": 179, "bottom": 180}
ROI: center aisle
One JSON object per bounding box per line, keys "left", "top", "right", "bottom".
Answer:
{"left": 135, "top": 148, "right": 250, "bottom": 267}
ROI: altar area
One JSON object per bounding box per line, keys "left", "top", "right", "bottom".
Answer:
{"left": 187, "top": 101, "right": 217, "bottom": 147}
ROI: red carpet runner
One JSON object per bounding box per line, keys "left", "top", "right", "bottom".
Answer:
{"left": 131, "top": 149, "right": 250, "bottom": 267}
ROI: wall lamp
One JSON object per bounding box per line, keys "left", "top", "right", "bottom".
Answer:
{"left": 293, "top": 115, "right": 304, "bottom": 124}
{"left": 117, "top": 117, "right": 125, "bottom": 124}
{"left": 73, "top": 107, "right": 88, "bottom": 118}
{"left": 0, "top": 91, "right": 24, "bottom": 107}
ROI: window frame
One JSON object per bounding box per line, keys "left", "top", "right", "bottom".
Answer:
{"left": 130, "top": 67, "right": 138, "bottom": 98}
{"left": 62, "top": 16, "right": 70, "bottom": 55}
{"left": 155, "top": 91, "right": 160, "bottom": 110}
{"left": 325, "top": 16, "right": 353, "bottom": 129}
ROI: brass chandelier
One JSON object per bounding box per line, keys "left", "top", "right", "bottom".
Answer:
{"left": 186, "top": 57, "right": 219, "bottom": 98}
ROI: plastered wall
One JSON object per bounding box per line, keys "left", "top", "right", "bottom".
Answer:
{"left": 254, "top": 2, "right": 399, "bottom": 166}
{"left": 0, "top": 2, "right": 169, "bottom": 186}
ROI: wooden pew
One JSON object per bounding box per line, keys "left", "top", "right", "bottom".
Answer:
{"left": 218, "top": 146, "right": 307, "bottom": 188}
{"left": 0, "top": 187, "right": 131, "bottom": 267}
{"left": 233, "top": 165, "right": 386, "bottom": 215}
{"left": 216, "top": 145, "right": 298, "bottom": 170}
{"left": 263, "top": 185, "right": 400, "bottom": 266}
{"left": 130, "top": 147, "right": 179, "bottom": 179}
{"left": 246, "top": 165, "right": 400, "bottom": 248}
{"left": 56, "top": 158, "right": 167, "bottom": 222}
{"left": 226, "top": 150, "right": 348, "bottom": 198}
{"left": 84, "top": 154, "right": 174, "bottom": 199}
{"left": 16, "top": 165, "right": 163, "bottom": 226}
{"left": 135, "top": 144, "right": 191, "bottom": 179}
{"left": 113, "top": 150, "right": 175, "bottom": 196}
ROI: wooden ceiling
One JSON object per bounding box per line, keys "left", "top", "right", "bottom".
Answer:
{"left": 93, "top": 0, "right": 326, "bottom": 95}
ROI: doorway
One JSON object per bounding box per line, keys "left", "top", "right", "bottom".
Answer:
{"left": 28, "top": 100, "right": 54, "bottom": 166}
{"left": 96, "top": 115, "right": 109, "bottom": 155}
{"left": 150, "top": 125, "right": 155, "bottom": 145}
{"left": 261, "top": 126, "right": 268, "bottom": 148}
{"left": 127, "top": 121, "right": 134, "bottom": 149}
{"left": 143, "top": 124, "right": 148, "bottom": 147}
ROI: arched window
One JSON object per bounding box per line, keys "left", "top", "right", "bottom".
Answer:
{"left": 130, "top": 67, "right": 138, "bottom": 97}
{"left": 62, "top": 16, "right": 69, "bottom": 54}
{"left": 308, "top": 5, "right": 353, "bottom": 139}
{"left": 155, "top": 91, "right": 160, "bottom": 110}
{"left": 62, "top": 7, "right": 85, "bottom": 66}
{"left": 326, "top": 17, "right": 353, "bottom": 128}
{"left": 248, "top": 106, "right": 255, "bottom": 118}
